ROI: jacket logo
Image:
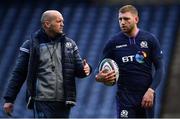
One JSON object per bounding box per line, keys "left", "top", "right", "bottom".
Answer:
{"left": 65, "top": 42, "right": 73, "bottom": 49}
{"left": 140, "top": 41, "right": 148, "bottom": 48}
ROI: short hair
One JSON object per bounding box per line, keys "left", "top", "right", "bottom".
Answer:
{"left": 40, "top": 10, "right": 60, "bottom": 24}
{"left": 119, "top": 5, "right": 138, "bottom": 16}
{"left": 40, "top": 12, "right": 53, "bottom": 24}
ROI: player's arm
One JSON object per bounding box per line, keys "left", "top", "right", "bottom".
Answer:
{"left": 3, "top": 40, "right": 30, "bottom": 114}
{"left": 142, "top": 58, "right": 164, "bottom": 109}
{"left": 95, "top": 39, "right": 116, "bottom": 82}
{"left": 142, "top": 35, "right": 164, "bottom": 109}
{"left": 150, "top": 34, "right": 165, "bottom": 91}
{"left": 150, "top": 58, "right": 165, "bottom": 90}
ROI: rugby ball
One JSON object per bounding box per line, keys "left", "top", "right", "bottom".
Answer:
{"left": 99, "top": 58, "right": 119, "bottom": 86}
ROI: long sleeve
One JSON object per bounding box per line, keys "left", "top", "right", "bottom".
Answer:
{"left": 4, "top": 40, "right": 30, "bottom": 103}
{"left": 150, "top": 58, "right": 165, "bottom": 90}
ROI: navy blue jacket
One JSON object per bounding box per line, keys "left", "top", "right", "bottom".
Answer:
{"left": 4, "top": 29, "right": 91, "bottom": 108}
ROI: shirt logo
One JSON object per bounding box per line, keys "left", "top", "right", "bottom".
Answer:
{"left": 140, "top": 41, "right": 148, "bottom": 48}
{"left": 121, "top": 110, "right": 128, "bottom": 117}
{"left": 135, "top": 51, "right": 147, "bottom": 63}
{"left": 122, "top": 55, "right": 134, "bottom": 63}
{"left": 122, "top": 51, "right": 147, "bottom": 63}
{"left": 116, "top": 44, "right": 127, "bottom": 48}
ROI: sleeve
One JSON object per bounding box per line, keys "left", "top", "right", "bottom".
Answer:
{"left": 73, "top": 41, "right": 92, "bottom": 78}
{"left": 94, "top": 39, "right": 114, "bottom": 74}
{"left": 151, "top": 35, "right": 163, "bottom": 61}
{"left": 102, "top": 39, "right": 115, "bottom": 59}
{"left": 4, "top": 40, "right": 30, "bottom": 103}
{"left": 150, "top": 36, "right": 164, "bottom": 90}
{"left": 150, "top": 58, "right": 165, "bottom": 90}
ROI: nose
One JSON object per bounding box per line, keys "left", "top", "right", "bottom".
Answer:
{"left": 120, "top": 19, "right": 125, "bottom": 25}
{"left": 60, "top": 22, "right": 64, "bottom": 27}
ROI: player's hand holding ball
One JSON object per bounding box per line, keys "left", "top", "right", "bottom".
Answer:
{"left": 96, "top": 58, "right": 119, "bottom": 86}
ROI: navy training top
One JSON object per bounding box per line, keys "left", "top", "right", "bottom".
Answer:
{"left": 102, "top": 29, "right": 163, "bottom": 94}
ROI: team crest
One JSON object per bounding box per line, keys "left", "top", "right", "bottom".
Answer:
{"left": 121, "top": 110, "right": 128, "bottom": 117}
{"left": 65, "top": 42, "right": 72, "bottom": 48}
{"left": 140, "top": 41, "right": 148, "bottom": 48}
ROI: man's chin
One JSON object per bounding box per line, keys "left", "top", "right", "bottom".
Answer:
{"left": 57, "top": 31, "right": 63, "bottom": 34}
{"left": 121, "top": 29, "right": 128, "bottom": 33}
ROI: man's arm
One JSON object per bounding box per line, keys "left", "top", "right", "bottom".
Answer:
{"left": 150, "top": 58, "right": 165, "bottom": 90}
{"left": 95, "top": 39, "right": 115, "bottom": 83}
{"left": 73, "top": 42, "right": 92, "bottom": 78}
{"left": 142, "top": 35, "right": 164, "bottom": 109}
{"left": 141, "top": 58, "right": 164, "bottom": 109}
{"left": 3, "top": 40, "right": 30, "bottom": 114}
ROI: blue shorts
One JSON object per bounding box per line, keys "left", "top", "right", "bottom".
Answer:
{"left": 34, "top": 101, "right": 71, "bottom": 118}
{"left": 116, "top": 89, "right": 155, "bottom": 118}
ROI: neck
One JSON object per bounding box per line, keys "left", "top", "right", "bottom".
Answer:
{"left": 126, "top": 26, "right": 139, "bottom": 38}
{"left": 46, "top": 31, "right": 56, "bottom": 38}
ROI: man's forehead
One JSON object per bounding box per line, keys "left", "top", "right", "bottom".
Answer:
{"left": 118, "top": 12, "right": 135, "bottom": 18}
{"left": 119, "top": 12, "right": 132, "bottom": 16}
{"left": 57, "top": 14, "right": 64, "bottom": 20}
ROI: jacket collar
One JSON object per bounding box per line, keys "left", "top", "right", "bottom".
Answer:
{"left": 35, "top": 28, "right": 65, "bottom": 43}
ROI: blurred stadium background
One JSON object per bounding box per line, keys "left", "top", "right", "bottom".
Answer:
{"left": 0, "top": 0, "right": 180, "bottom": 117}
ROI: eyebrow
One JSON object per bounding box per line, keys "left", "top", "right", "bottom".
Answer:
{"left": 119, "top": 16, "right": 130, "bottom": 19}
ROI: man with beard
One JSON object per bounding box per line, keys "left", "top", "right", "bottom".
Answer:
{"left": 95, "top": 5, "right": 164, "bottom": 118}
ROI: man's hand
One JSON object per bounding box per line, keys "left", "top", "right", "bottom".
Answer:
{"left": 141, "top": 88, "right": 155, "bottom": 109}
{"left": 83, "top": 59, "right": 90, "bottom": 76}
{"left": 3, "top": 103, "right": 13, "bottom": 116}
{"left": 95, "top": 69, "right": 116, "bottom": 83}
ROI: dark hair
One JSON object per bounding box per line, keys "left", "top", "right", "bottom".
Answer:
{"left": 119, "top": 5, "right": 138, "bottom": 16}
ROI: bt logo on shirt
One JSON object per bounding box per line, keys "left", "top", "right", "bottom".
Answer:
{"left": 122, "top": 51, "right": 147, "bottom": 63}
{"left": 122, "top": 55, "right": 134, "bottom": 63}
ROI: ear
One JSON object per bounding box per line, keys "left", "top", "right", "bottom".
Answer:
{"left": 44, "top": 21, "right": 50, "bottom": 28}
{"left": 135, "top": 16, "right": 139, "bottom": 24}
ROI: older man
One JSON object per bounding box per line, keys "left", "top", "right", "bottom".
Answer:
{"left": 3, "top": 10, "right": 91, "bottom": 118}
